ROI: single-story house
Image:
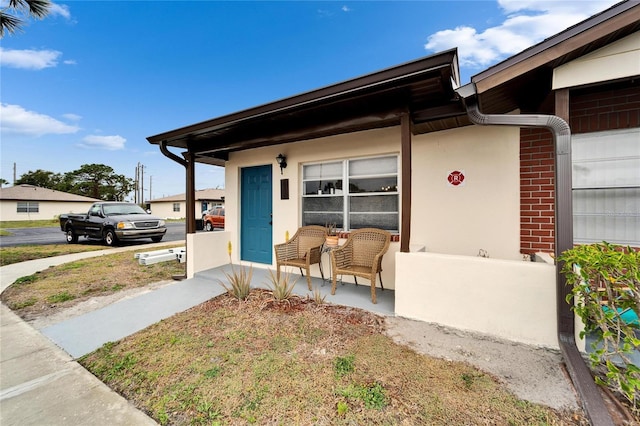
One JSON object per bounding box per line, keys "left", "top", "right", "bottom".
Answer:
{"left": 148, "top": 2, "right": 638, "bottom": 422}
{"left": 0, "top": 184, "right": 100, "bottom": 221}
{"left": 147, "top": 188, "right": 225, "bottom": 219}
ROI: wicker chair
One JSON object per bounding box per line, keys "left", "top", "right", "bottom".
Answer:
{"left": 330, "top": 228, "right": 391, "bottom": 304}
{"left": 275, "top": 225, "right": 327, "bottom": 290}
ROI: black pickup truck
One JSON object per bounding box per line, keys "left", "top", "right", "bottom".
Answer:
{"left": 59, "top": 202, "right": 167, "bottom": 246}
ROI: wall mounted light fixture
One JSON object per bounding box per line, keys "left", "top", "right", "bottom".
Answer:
{"left": 276, "top": 153, "right": 287, "bottom": 174}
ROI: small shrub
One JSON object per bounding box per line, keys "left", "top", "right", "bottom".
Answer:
{"left": 218, "top": 263, "right": 252, "bottom": 301}
{"left": 336, "top": 401, "right": 348, "bottom": 416}
{"left": 11, "top": 297, "right": 37, "bottom": 309}
{"left": 560, "top": 242, "right": 640, "bottom": 412}
{"left": 336, "top": 382, "right": 387, "bottom": 410}
{"left": 265, "top": 269, "right": 296, "bottom": 301}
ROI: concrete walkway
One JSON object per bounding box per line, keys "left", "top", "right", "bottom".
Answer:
{"left": 1, "top": 244, "right": 180, "bottom": 426}
{"left": 0, "top": 244, "right": 394, "bottom": 425}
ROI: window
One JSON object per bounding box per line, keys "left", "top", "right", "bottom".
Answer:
{"left": 173, "top": 203, "right": 181, "bottom": 212}
{"left": 572, "top": 128, "right": 639, "bottom": 246}
{"left": 302, "top": 155, "right": 399, "bottom": 231}
{"left": 17, "top": 202, "right": 39, "bottom": 213}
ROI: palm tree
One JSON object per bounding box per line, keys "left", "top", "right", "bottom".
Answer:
{"left": 0, "top": 0, "right": 51, "bottom": 38}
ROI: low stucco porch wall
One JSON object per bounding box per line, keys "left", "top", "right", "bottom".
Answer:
{"left": 395, "top": 251, "right": 558, "bottom": 348}
{"left": 186, "top": 231, "right": 231, "bottom": 278}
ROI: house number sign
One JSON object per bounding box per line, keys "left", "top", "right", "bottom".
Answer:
{"left": 447, "top": 170, "right": 465, "bottom": 186}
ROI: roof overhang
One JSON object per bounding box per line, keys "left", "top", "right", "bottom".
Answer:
{"left": 147, "top": 49, "right": 466, "bottom": 165}
{"left": 470, "top": 1, "right": 640, "bottom": 114}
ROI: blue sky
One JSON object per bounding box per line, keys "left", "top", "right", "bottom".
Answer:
{"left": 0, "top": 0, "right": 619, "bottom": 200}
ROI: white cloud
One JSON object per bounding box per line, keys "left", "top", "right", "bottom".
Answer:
{"left": 425, "top": 0, "right": 619, "bottom": 68}
{"left": 49, "top": 2, "right": 71, "bottom": 19}
{"left": 0, "top": 47, "right": 62, "bottom": 70}
{"left": 80, "top": 135, "right": 126, "bottom": 151}
{"left": 62, "top": 113, "right": 82, "bottom": 121}
{"left": 63, "top": 59, "right": 77, "bottom": 65}
{"left": 0, "top": 103, "right": 79, "bottom": 136}
{"left": 342, "top": 5, "right": 351, "bottom": 12}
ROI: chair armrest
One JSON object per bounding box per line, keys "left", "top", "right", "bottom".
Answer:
{"left": 307, "top": 245, "right": 322, "bottom": 264}
{"left": 331, "top": 246, "right": 351, "bottom": 269}
{"left": 274, "top": 241, "right": 297, "bottom": 261}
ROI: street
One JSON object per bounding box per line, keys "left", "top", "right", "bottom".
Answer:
{"left": 0, "top": 222, "right": 188, "bottom": 247}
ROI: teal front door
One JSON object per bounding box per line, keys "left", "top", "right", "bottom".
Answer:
{"left": 241, "top": 165, "right": 273, "bottom": 264}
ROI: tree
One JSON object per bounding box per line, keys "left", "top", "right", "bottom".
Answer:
{"left": 0, "top": 0, "right": 51, "bottom": 38}
{"left": 0, "top": 178, "right": 9, "bottom": 187}
{"left": 63, "top": 164, "right": 134, "bottom": 201}
{"left": 15, "top": 169, "right": 63, "bottom": 189}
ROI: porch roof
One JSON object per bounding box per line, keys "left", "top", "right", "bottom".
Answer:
{"left": 147, "top": 49, "right": 465, "bottom": 165}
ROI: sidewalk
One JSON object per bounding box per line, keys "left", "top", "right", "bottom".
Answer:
{"left": 0, "top": 244, "right": 176, "bottom": 426}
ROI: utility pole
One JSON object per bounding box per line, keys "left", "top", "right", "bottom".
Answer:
{"left": 13, "top": 162, "right": 16, "bottom": 184}
{"left": 140, "top": 164, "right": 144, "bottom": 204}
{"left": 134, "top": 164, "right": 139, "bottom": 204}
{"left": 149, "top": 175, "right": 152, "bottom": 202}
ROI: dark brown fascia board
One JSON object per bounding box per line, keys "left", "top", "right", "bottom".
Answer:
{"left": 147, "top": 49, "right": 458, "bottom": 145}
{"left": 471, "top": 1, "right": 639, "bottom": 94}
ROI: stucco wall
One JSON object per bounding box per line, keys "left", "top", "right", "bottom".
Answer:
{"left": 149, "top": 201, "right": 186, "bottom": 219}
{"left": 0, "top": 201, "right": 95, "bottom": 221}
{"left": 187, "top": 231, "right": 231, "bottom": 278}
{"left": 395, "top": 251, "right": 558, "bottom": 348}
{"left": 411, "top": 125, "right": 522, "bottom": 260}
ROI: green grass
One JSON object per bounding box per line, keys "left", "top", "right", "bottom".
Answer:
{"left": 0, "top": 244, "right": 105, "bottom": 266}
{"left": 0, "top": 219, "right": 60, "bottom": 229}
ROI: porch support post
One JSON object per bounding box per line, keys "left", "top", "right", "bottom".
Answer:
{"left": 400, "top": 112, "right": 412, "bottom": 253}
{"left": 185, "top": 150, "right": 196, "bottom": 234}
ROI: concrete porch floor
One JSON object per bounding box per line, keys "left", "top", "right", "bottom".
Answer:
{"left": 41, "top": 264, "right": 394, "bottom": 359}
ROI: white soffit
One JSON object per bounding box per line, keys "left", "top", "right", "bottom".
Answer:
{"left": 552, "top": 31, "right": 640, "bottom": 90}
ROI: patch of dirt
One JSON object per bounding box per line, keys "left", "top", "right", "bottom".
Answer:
{"left": 384, "top": 316, "right": 580, "bottom": 412}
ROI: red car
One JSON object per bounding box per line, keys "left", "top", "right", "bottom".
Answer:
{"left": 203, "top": 207, "right": 224, "bottom": 231}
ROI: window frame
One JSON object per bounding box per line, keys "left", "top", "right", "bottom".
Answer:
{"left": 16, "top": 201, "right": 39, "bottom": 213}
{"left": 301, "top": 154, "right": 399, "bottom": 232}
{"left": 172, "top": 202, "right": 181, "bottom": 212}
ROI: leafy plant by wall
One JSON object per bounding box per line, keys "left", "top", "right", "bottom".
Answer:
{"left": 560, "top": 242, "right": 640, "bottom": 412}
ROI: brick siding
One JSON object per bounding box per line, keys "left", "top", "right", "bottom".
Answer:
{"left": 520, "top": 128, "right": 555, "bottom": 254}
{"left": 519, "top": 81, "right": 639, "bottom": 254}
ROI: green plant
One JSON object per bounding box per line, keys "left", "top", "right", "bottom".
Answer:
{"left": 14, "top": 274, "right": 38, "bottom": 285}
{"left": 336, "top": 382, "right": 387, "bottom": 410}
{"left": 47, "top": 291, "right": 75, "bottom": 303}
{"left": 218, "top": 263, "right": 253, "bottom": 301}
{"left": 265, "top": 269, "right": 297, "bottom": 301}
{"left": 336, "top": 400, "right": 348, "bottom": 416}
{"left": 334, "top": 354, "right": 355, "bottom": 377}
{"left": 325, "top": 221, "right": 337, "bottom": 236}
{"left": 10, "top": 297, "right": 37, "bottom": 309}
{"left": 560, "top": 242, "right": 640, "bottom": 411}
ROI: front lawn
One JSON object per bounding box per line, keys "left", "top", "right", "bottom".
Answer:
{"left": 0, "top": 249, "right": 185, "bottom": 321}
{"left": 80, "top": 290, "right": 585, "bottom": 425}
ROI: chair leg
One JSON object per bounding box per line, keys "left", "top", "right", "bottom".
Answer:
{"left": 331, "top": 272, "right": 338, "bottom": 295}
{"left": 379, "top": 271, "right": 384, "bottom": 291}
{"left": 305, "top": 267, "right": 312, "bottom": 291}
{"left": 354, "top": 276, "right": 358, "bottom": 286}
{"left": 370, "top": 274, "right": 377, "bottom": 304}
{"left": 277, "top": 265, "right": 281, "bottom": 282}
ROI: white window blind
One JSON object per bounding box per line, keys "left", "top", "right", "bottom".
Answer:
{"left": 572, "top": 128, "right": 640, "bottom": 246}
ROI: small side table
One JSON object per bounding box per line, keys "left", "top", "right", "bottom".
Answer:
{"left": 320, "top": 243, "right": 340, "bottom": 286}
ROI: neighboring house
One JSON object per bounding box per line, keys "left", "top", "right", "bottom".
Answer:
{"left": 0, "top": 184, "right": 100, "bottom": 221}
{"left": 147, "top": 188, "right": 225, "bottom": 219}
{"left": 148, "top": 3, "right": 637, "bottom": 421}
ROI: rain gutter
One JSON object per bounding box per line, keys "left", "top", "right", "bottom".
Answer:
{"left": 455, "top": 83, "right": 614, "bottom": 426}
{"left": 160, "top": 140, "right": 189, "bottom": 280}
